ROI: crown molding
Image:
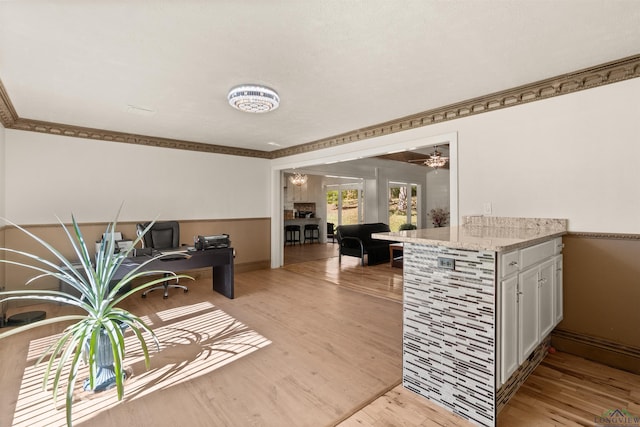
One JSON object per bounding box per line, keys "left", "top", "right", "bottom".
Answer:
{"left": 270, "top": 54, "right": 640, "bottom": 158}
{"left": 0, "top": 79, "right": 19, "bottom": 128}
{"left": 8, "top": 118, "right": 272, "bottom": 159}
{"left": 1, "top": 54, "right": 639, "bottom": 159}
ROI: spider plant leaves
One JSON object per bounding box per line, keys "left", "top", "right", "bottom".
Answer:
{"left": 0, "top": 209, "right": 194, "bottom": 427}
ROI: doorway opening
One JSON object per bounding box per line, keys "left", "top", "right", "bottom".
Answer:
{"left": 271, "top": 131, "right": 458, "bottom": 268}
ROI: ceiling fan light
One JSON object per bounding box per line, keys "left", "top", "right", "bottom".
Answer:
{"left": 228, "top": 85, "right": 280, "bottom": 113}
{"left": 424, "top": 145, "right": 449, "bottom": 170}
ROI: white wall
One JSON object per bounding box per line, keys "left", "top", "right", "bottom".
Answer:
{"left": 7, "top": 75, "right": 636, "bottom": 235}
{"left": 4, "top": 130, "right": 270, "bottom": 224}
{"left": 273, "top": 78, "right": 640, "bottom": 233}
{"left": 452, "top": 77, "right": 640, "bottom": 232}
{"left": 364, "top": 176, "right": 379, "bottom": 223}
{"left": 426, "top": 169, "right": 450, "bottom": 227}
{"left": 0, "top": 123, "right": 5, "bottom": 219}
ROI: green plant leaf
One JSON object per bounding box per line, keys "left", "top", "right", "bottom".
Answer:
{"left": 0, "top": 209, "right": 188, "bottom": 427}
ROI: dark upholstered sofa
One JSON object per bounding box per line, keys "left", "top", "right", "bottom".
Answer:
{"left": 336, "top": 223, "right": 395, "bottom": 266}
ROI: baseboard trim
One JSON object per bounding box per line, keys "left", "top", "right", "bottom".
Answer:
{"left": 497, "top": 335, "right": 551, "bottom": 414}
{"left": 551, "top": 329, "right": 640, "bottom": 375}
{"left": 192, "top": 260, "right": 269, "bottom": 280}
{"left": 566, "top": 231, "right": 640, "bottom": 240}
{"left": 234, "top": 260, "right": 270, "bottom": 273}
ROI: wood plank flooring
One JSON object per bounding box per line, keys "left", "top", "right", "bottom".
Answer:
{"left": 0, "top": 265, "right": 403, "bottom": 427}
{"left": 284, "top": 241, "right": 341, "bottom": 265}
{"left": 286, "top": 244, "right": 640, "bottom": 426}
{"left": 341, "top": 352, "right": 640, "bottom": 427}
{"left": 1, "top": 243, "right": 638, "bottom": 426}
{"left": 284, "top": 246, "right": 403, "bottom": 303}
{"left": 498, "top": 351, "right": 640, "bottom": 426}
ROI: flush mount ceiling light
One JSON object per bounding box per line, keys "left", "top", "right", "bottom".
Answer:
{"left": 227, "top": 85, "right": 280, "bottom": 113}
{"left": 290, "top": 172, "right": 308, "bottom": 186}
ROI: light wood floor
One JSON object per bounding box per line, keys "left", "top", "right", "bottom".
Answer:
{"left": 1, "top": 244, "right": 638, "bottom": 426}
{"left": 284, "top": 240, "right": 341, "bottom": 265}
{"left": 1, "top": 263, "right": 404, "bottom": 427}
{"left": 284, "top": 243, "right": 403, "bottom": 303}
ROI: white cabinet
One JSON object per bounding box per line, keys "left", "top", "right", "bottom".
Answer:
{"left": 538, "top": 259, "right": 555, "bottom": 340}
{"left": 554, "top": 254, "right": 563, "bottom": 324}
{"left": 498, "top": 237, "right": 563, "bottom": 385}
{"left": 517, "top": 266, "right": 539, "bottom": 364}
{"left": 500, "top": 275, "right": 519, "bottom": 381}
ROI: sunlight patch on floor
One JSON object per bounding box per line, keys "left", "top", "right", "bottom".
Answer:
{"left": 11, "top": 302, "right": 271, "bottom": 427}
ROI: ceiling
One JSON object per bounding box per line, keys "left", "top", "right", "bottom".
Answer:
{"left": 1, "top": 1, "right": 639, "bottom": 155}
{"left": 376, "top": 145, "right": 450, "bottom": 169}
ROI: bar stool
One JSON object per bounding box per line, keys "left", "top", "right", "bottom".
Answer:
{"left": 304, "top": 224, "right": 320, "bottom": 244}
{"left": 285, "top": 225, "right": 301, "bottom": 246}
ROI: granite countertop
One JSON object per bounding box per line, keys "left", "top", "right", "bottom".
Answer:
{"left": 372, "top": 216, "right": 568, "bottom": 252}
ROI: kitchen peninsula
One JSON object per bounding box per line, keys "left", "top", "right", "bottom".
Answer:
{"left": 284, "top": 202, "right": 324, "bottom": 243}
{"left": 374, "top": 216, "right": 567, "bottom": 427}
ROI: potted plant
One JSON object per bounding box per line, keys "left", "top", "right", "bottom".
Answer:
{"left": 399, "top": 223, "right": 417, "bottom": 231}
{"left": 429, "top": 208, "right": 450, "bottom": 227}
{"left": 0, "top": 209, "right": 192, "bottom": 426}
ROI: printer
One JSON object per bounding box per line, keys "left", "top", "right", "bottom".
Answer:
{"left": 195, "top": 234, "right": 231, "bottom": 250}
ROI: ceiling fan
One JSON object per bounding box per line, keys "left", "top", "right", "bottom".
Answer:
{"left": 407, "top": 145, "right": 450, "bottom": 171}
{"left": 374, "top": 144, "right": 450, "bottom": 170}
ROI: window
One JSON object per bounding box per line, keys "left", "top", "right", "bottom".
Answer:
{"left": 388, "top": 182, "right": 419, "bottom": 231}
{"left": 326, "top": 184, "right": 364, "bottom": 226}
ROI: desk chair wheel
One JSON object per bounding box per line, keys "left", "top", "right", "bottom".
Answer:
{"left": 141, "top": 281, "right": 189, "bottom": 299}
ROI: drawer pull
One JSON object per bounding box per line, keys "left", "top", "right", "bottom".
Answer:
{"left": 509, "top": 261, "right": 518, "bottom": 267}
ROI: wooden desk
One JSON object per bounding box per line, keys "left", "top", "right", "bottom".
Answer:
{"left": 140, "top": 248, "right": 235, "bottom": 298}
{"left": 60, "top": 247, "right": 235, "bottom": 299}
{"left": 389, "top": 243, "right": 403, "bottom": 268}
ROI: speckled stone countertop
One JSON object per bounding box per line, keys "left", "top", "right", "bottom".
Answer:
{"left": 373, "top": 216, "right": 568, "bottom": 252}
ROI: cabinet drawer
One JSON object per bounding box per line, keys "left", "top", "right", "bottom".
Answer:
{"left": 520, "top": 239, "right": 555, "bottom": 270}
{"left": 500, "top": 250, "right": 520, "bottom": 277}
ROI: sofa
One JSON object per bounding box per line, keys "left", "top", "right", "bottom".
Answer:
{"left": 335, "top": 223, "right": 395, "bottom": 266}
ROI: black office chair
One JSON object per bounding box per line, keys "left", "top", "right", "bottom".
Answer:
{"left": 136, "top": 221, "right": 188, "bottom": 299}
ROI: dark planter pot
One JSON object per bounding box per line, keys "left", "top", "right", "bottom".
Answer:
{"left": 82, "top": 327, "right": 126, "bottom": 392}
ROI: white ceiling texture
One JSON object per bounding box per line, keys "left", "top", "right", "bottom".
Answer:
{"left": 1, "top": 1, "right": 639, "bottom": 154}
